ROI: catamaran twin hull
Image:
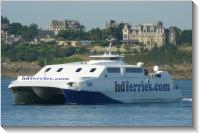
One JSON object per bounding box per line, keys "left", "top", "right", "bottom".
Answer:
{"left": 9, "top": 77, "right": 182, "bottom": 105}
{"left": 10, "top": 87, "right": 121, "bottom": 104}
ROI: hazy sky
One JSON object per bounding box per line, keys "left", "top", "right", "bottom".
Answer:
{"left": 2, "top": 1, "right": 192, "bottom": 30}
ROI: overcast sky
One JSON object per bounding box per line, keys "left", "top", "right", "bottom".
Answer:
{"left": 2, "top": 1, "right": 192, "bottom": 30}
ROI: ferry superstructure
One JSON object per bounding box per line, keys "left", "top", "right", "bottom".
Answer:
{"left": 9, "top": 43, "right": 182, "bottom": 104}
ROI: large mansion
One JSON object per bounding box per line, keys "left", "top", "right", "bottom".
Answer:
{"left": 48, "top": 20, "right": 83, "bottom": 35}
{"left": 122, "top": 21, "right": 176, "bottom": 47}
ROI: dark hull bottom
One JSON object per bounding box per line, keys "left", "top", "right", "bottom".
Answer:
{"left": 64, "top": 90, "right": 121, "bottom": 104}
{"left": 10, "top": 87, "right": 65, "bottom": 104}
{"left": 10, "top": 87, "right": 121, "bottom": 105}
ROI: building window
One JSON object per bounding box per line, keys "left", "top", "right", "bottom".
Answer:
{"left": 107, "top": 67, "right": 120, "bottom": 73}
{"left": 57, "top": 68, "right": 63, "bottom": 72}
{"left": 75, "top": 68, "right": 82, "bottom": 72}
{"left": 124, "top": 35, "right": 127, "bottom": 38}
{"left": 90, "top": 68, "right": 96, "bottom": 72}
{"left": 45, "top": 68, "right": 51, "bottom": 72}
{"left": 125, "top": 68, "right": 143, "bottom": 73}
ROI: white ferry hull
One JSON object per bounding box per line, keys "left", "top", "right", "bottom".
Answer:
{"left": 69, "top": 77, "right": 183, "bottom": 104}
{"left": 9, "top": 78, "right": 182, "bottom": 104}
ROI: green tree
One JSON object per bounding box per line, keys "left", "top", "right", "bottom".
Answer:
{"left": 21, "top": 24, "right": 38, "bottom": 41}
{"left": 7, "top": 22, "right": 23, "bottom": 35}
{"left": 180, "top": 30, "right": 192, "bottom": 44}
{"left": 88, "top": 28, "right": 102, "bottom": 41}
{"left": 64, "top": 46, "right": 76, "bottom": 56}
{"left": 1, "top": 16, "right": 10, "bottom": 24}
{"left": 57, "top": 30, "right": 88, "bottom": 40}
{"left": 117, "top": 23, "right": 126, "bottom": 41}
{"left": 104, "top": 22, "right": 126, "bottom": 41}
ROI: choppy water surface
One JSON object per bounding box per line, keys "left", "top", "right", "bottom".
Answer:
{"left": 1, "top": 78, "right": 192, "bottom": 126}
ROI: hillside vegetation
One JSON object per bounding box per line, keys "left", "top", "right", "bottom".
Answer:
{"left": 1, "top": 43, "right": 192, "bottom": 79}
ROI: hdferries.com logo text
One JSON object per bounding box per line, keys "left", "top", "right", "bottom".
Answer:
{"left": 21, "top": 76, "right": 69, "bottom": 81}
{"left": 114, "top": 81, "right": 170, "bottom": 93}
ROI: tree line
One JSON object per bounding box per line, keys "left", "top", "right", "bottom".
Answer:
{"left": 1, "top": 42, "right": 89, "bottom": 65}
{"left": 1, "top": 16, "right": 38, "bottom": 41}
{"left": 124, "top": 44, "right": 192, "bottom": 66}
{"left": 2, "top": 41, "right": 192, "bottom": 66}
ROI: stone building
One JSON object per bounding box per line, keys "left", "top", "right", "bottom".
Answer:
{"left": 122, "top": 21, "right": 176, "bottom": 47}
{"left": 48, "top": 20, "right": 83, "bottom": 35}
{"left": 37, "top": 30, "right": 56, "bottom": 43}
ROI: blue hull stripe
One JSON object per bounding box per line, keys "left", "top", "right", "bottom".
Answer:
{"left": 63, "top": 89, "right": 122, "bottom": 104}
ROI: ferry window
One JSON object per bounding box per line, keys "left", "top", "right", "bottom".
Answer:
{"left": 125, "top": 68, "right": 143, "bottom": 73}
{"left": 107, "top": 67, "right": 120, "bottom": 73}
{"left": 144, "top": 69, "right": 148, "bottom": 76}
{"left": 156, "top": 74, "right": 161, "bottom": 78}
{"left": 75, "top": 68, "right": 82, "bottom": 72}
{"left": 57, "top": 68, "right": 63, "bottom": 72}
{"left": 90, "top": 68, "right": 96, "bottom": 72}
{"left": 45, "top": 68, "right": 51, "bottom": 72}
{"left": 110, "top": 57, "right": 120, "bottom": 60}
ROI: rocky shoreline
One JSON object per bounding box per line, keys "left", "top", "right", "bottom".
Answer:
{"left": 1, "top": 61, "right": 41, "bottom": 78}
{"left": 1, "top": 61, "right": 192, "bottom": 80}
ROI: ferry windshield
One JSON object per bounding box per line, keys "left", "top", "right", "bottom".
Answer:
{"left": 90, "top": 57, "right": 122, "bottom": 61}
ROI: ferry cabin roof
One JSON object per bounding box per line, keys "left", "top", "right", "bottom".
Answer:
{"left": 89, "top": 54, "right": 124, "bottom": 59}
{"left": 34, "top": 64, "right": 146, "bottom": 79}
{"left": 88, "top": 54, "right": 125, "bottom": 65}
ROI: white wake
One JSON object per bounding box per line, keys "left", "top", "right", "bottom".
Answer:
{"left": 181, "top": 98, "right": 192, "bottom": 102}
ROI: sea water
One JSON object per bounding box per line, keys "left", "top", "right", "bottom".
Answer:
{"left": 1, "top": 78, "right": 192, "bottom": 126}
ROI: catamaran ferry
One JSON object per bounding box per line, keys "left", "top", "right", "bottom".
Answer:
{"left": 9, "top": 42, "right": 182, "bottom": 104}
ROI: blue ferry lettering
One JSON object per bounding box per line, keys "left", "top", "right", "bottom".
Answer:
{"left": 114, "top": 81, "right": 170, "bottom": 93}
